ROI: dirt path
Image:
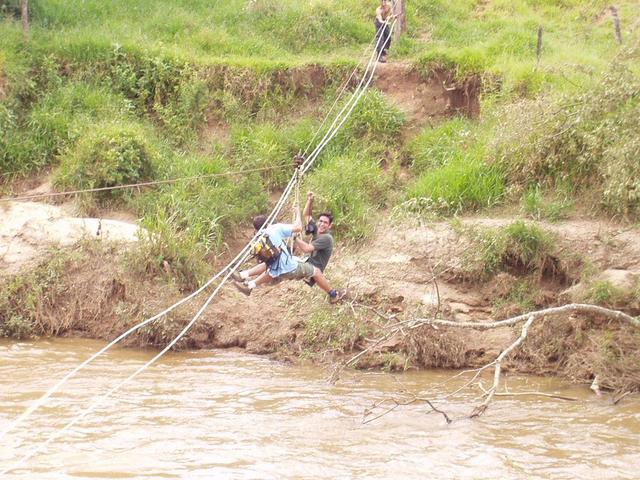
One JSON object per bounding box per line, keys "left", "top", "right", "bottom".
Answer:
{"left": 0, "top": 200, "right": 140, "bottom": 276}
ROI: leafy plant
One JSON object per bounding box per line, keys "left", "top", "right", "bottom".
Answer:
{"left": 54, "top": 121, "right": 158, "bottom": 201}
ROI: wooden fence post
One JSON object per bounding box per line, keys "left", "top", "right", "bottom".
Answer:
{"left": 20, "top": 0, "right": 29, "bottom": 41}
{"left": 393, "top": 0, "right": 407, "bottom": 42}
{"left": 536, "top": 26, "right": 543, "bottom": 69}
{"left": 610, "top": 6, "right": 622, "bottom": 44}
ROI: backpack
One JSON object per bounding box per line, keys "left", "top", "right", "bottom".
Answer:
{"left": 251, "top": 234, "right": 281, "bottom": 265}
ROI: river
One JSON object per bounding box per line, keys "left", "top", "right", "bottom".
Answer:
{"left": 1, "top": 338, "right": 639, "bottom": 479}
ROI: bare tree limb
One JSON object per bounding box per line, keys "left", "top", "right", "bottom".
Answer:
{"left": 412, "top": 304, "right": 640, "bottom": 330}
{"left": 470, "top": 315, "right": 536, "bottom": 417}
{"left": 477, "top": 382, "right": 578, "bottom": 402}
{"left": 363, "top": 394, "right": 452, "bottom": 425}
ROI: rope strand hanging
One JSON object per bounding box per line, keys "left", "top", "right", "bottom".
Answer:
{"left": 1, "top": 15, "right": 398, "bottom": 475}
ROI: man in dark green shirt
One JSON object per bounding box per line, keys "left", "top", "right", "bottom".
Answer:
{"left": 293, "top": 192, "right": 343, "bottom": 300}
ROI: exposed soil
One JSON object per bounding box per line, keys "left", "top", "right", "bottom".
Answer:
{"left": 372, "top": 62, "right": 480, "bottom": 132}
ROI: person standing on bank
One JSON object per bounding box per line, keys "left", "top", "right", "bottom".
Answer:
{"left": 375, "top": 0, "right": 395, "bottom": 63}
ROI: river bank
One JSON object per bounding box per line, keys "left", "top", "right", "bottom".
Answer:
{"left": 2, "top": 200, "right": 639, "bottom": 396}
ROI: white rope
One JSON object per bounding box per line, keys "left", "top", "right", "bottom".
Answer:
{"left": 0, "top": 174, "right": 297, "bottom": 445}
{"left": 1, "top": 17, "right": 397, "bottom": 473}
{"left": 301, "top": 36, "right": 376, "bottom": 157}
{"left": 300, "top": 18, "right": 396, "bottom": 175}
{"left": 301, "top": 18, "right": 397, "bottom": 176}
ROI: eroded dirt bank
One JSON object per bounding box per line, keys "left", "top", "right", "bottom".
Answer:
{"left": 3, "top": 208, "right": 639, "bottom": 394}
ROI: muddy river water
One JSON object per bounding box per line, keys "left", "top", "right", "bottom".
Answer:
{"left": 1, "top": 338, "right": 639, "bottom": 479}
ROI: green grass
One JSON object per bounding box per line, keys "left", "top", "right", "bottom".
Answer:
{"left": 0, "top": 248, "right": 75, "bottom": 339}
{"left": 521, "top": 184, "right": 574, "bottom": 222}
{"left": 461, "top": 221, "right": 558, "bottom": 281}
{"left": 2, "top": 0, "right": 640, "bottom": 286}
{"left": 407, "top": 157, "right": 504, "bottom": 215}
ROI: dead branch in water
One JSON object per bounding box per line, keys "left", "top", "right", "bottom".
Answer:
{"left": 341, "top": 303, "right": 639, "bottom": 423}
{"left": 363, "top": 394, "right": 452, "bottom": 425}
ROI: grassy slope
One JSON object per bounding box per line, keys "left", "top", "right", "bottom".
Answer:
{"left": 1, "top": 0, "right": 639, "bottom": 287}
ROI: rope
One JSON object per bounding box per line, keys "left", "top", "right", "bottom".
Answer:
{"left": 301, "top": 36, "right": 376, "bottom": 158}
{"left": 1, "top": 16, "right": 397, "bottom": 473}
{"left": 286, "top": 167, "right": 302, "bottom": 253}
{"left": 0, "top": 163, "right": 292, "bottom": 203}
{"left": 301, "top": 18, "right": 395, "bottom": 177}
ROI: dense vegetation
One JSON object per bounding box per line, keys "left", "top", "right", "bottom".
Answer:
{"left": 1, "top": 0, "right": 639, "bottom": 289}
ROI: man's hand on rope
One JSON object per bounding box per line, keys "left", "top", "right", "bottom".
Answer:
{"left": 293, "top": 154, "right": 305, "bottom": 169}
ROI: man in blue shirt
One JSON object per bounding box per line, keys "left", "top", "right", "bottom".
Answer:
{"left": 233, "top": 214, "right": 346, "bottom": 304}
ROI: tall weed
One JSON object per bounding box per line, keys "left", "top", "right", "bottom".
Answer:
{"left": 305, "top": 145, "right": 390, "bottom": 239}
{"left": 407, "top": 158, "right": 504, "bottom": 215}
{"left": 492, "top": 56, "right": 640, "bottom": 217}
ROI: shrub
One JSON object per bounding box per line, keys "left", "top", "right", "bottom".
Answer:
{"left": 461, "top": 221, "right": 558, "bottom": 280}
{"left": 229, "top": 120, "right": 313, "bottom": 190}
{"left": 0, "top": 249, "right": 73, "bottom": 339}
{"left": 54, "top": 121, "right": 158, "bottom": 201}
{"left": 407, "top": 158, "right": 504, "bottom": 215}
{"left": 406, "top": 117, "right": 478, "bottom": 172}
{"left": 491, "top": 58, "right": 640, "bottom": 218}
{"left": 587, "top": 280, "right": 626, "bottom": 307}
{"left": 136, "top": 153, "right": 266, "bottom": 251}
{"left": 521, "top": 185, "right": 573, "bottom": 222}
{"left": 104, "top": 48, "right": 209, "bottom": 144}
{"left": 303, "top": 309, "right": 366, "bottom": 352}
{"left": 131, "top": 209, "right": 210, "bottom": 293}
{"left": 339, "top": 89, "right": 405, "bottom": 143}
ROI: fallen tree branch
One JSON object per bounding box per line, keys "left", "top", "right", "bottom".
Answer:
{"left": 477, "top": 382, "right": 578, "bottom": 402}
{"left": 470, "top": 315, "right": 536, "bottom": 417}
{"left": 351, "top": 303, "right": 639, "bottom": 421}
{"left": 412, "top": 304, "right": 640, "bottom": 330}
{"left": 363, "top": 395, "right": 452, "bottom": 425}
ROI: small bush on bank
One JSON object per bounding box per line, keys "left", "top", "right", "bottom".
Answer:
{"left": 492, "top": 57, "right": 640, "bottom": 218}
{"left": 521, "top": 185, "right": 573, "bottom": 222}
{"left": 229, "top": 120, "right": 314, "bottom": 190}
{"left": 339, "top": 89, "right": 405, "bottom": 144}
{"left": 406, "top": 117, "right": 476, "bottom": 172}
{"left": 104, "top": 49, "right": 209, "bottom": 144}
{"left": 131, "top": 209, "right": 210, "bottom": 293}
{"left": 54, "top": 121, "right": 158, "bottom": 202}
{"left": 0, "top": 249, "right": 73, "bottom": 339}
{"left": 302, "top": 309, "right": 367, "bottom": 352}
{"left": 136, "top": 153, "right": 266, "bottom": 251}
{"left": 461, "top": 221, "right": 559, "bottom": 281}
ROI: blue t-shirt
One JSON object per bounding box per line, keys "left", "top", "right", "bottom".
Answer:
{"left": 263, "top": 223, "right": 297, "bottom": 277}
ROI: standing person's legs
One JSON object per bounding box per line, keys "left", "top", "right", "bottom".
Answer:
{"left": 382, "top": 25, "right": 391, "bottom": 58}
{"left": 374, "top": 19, "right": 384, "bottom": 57}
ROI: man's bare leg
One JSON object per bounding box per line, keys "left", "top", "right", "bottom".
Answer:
{"left": 233, "top": 269, "right": 273, "bottom": 296}
{"left": 311, "top": 267, "right": 346, "bottom": 303}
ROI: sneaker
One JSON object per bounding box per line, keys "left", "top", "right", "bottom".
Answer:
{"left": 329, "top": 289, "right": 348, "bottom": 304}
{"left": 233, "top": 281, "right": 252, "bottom": 296}
{"left": 231, "top": 271, "right": 244, "bottom": 283}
